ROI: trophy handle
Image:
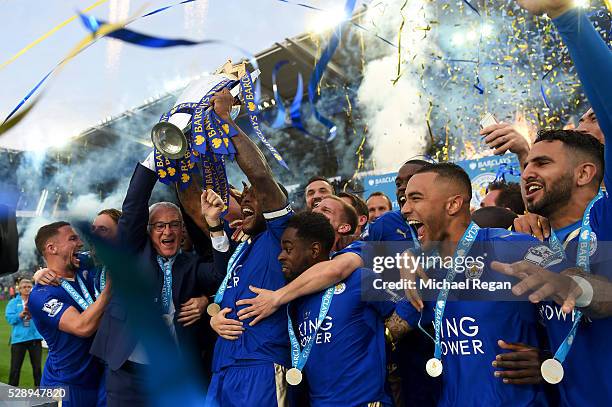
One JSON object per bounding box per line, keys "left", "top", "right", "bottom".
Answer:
{"left": 151, "top": 121, "right": 188, "bottom": 159}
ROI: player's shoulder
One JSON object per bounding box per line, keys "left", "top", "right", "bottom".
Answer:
{"left": 29, "top": 284, "right": 62, "bottom": 304}
{"left": 344, "top": 266, "right": 368, "bottom": 283}
{"left": 365, "top": 210, "right": 410, "bottom": 241}
{"left": 480, "top": 228, "right": 565, "bottom": 267}
{"left": 479, "top": 227, "right": 537, "bottom": 243}
{"left": 333, "top": 240, "right": 366, "bottom": 258}
{"left": 330, "top": 268, "right": 366, "bottom": 296}
{"left": 29, "top": 286, "right": 66, "bottom": 317}
{"left": 263, "top": 204, "right": 294, "bottom": 224}
{"left": 376, "top": 210, "right": 404, "bottom": 225}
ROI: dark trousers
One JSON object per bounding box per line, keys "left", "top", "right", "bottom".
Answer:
{"left": 9, "top": 339, "right": 42, "bottom": 387}
{"left": 106, "top": 361, "right": 149, "bottom": 407}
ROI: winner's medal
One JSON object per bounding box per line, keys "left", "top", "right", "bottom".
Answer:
{"left": 286, "top": 286, "right": 335, "bottom": 387}
{"left": 541, "top": 358, "right": 564, "bottom": 384}
{"left": 540, "top": 192, "right": 603, "bottom": 385}
{"left": 417, "top": 223, "right": 480, "bottom": 381}
{"left": 426, "top": 357, "right": 443, "bottom": 377}
{"left": 207, "top": 303, "right": 221, "bottom": 317}
{"left": 286, "top": 368, "right": 303, "bottom": 385}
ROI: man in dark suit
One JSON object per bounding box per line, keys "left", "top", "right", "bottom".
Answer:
{"left": 90, "top": 155, "right": 228, "bottom": 407}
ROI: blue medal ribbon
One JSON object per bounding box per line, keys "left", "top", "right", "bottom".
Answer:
{"left": 547, "top": 191, "right": 603, "bottom": 364}
{"left": 429, "top": 222, "right": 481, "bottom": 360}
{"left": 94, "top": 267, "right": 106, "bottom": 299}
{"left": 212, "top": 241, "right": 251, "bottom": 306}
{"left": 60, "top": 275, "right": 95, "bottom": 312}
{"left": 156, "top": 255, "right": 177, "bottom": 314}
{"left": 287, "top": 285, "right": 335, "bottom": 373}
{"left": 407, "top": 221, "right": 420, "bottom": 250}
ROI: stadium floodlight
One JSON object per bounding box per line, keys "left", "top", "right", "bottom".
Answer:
{"left": 308, "top": 6, "right": 348, "bottom": 34}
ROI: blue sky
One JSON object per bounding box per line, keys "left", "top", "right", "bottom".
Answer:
{"left": 0, "top": 0, "right": 359, "bottom": 150}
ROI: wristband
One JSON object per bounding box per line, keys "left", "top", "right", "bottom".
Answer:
{"left": 571, "top": 275, "right": 594, "bottom": 308}
{"left": 207, "top": 222, "right": 224, "bottom": 233}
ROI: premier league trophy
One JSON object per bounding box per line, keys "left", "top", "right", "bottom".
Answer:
{"left": 151, "top": 61, "right": 252, "bottom": 159}
{"left": 149, "top": 61, "right": 267, "bottom": 214}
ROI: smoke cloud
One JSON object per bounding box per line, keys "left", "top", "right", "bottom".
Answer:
{"left": 356, "top": 0, "right": 438, "bottom": 172}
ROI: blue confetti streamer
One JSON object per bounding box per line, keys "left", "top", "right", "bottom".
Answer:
{"left": 2, "top": 71, "right": 52, "bottom": 125}
{"left": 271, "top": 60, "right": 290, "bottom": 128}
{"left": 290, "top": 72, "right": 307, "bottom": 133}
{"left": 307, "top": 0, "right": 357, "bottom": 142}
{"left": 540, "top": 61, "right": 563, "bottom": 110}
{"left": 463, "top": 0, "right": 481, "bottom": 16}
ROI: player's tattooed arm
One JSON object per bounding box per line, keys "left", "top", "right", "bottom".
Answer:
{"left": 385, "top": 311, "right": 411, "bottom": 346}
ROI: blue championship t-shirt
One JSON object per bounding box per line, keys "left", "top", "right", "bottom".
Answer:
{"left": 539, "top": 194, "right": 612, "bottom": 406}
{"left": 212, "top": 206, "right": 293, "bottom": 372}
{"left": 398, "top": 228, "right": 557, "bottom": 407}
{"left": 293, "top": 268, "right": 394, "bottom": 407}
{"left": 29, "top": 269, "right": 105, "bottom": 389}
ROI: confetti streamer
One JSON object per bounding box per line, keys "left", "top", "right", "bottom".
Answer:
{"left": 0, "top": 0, "right": 109, "bottom": 71}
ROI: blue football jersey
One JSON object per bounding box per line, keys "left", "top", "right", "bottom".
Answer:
{"left": 293, "top": 268, "right": 394, "bottom": 407}
{"left": 401, "top": 228, "right": 553, "bottom": 407}
{"left": 29, "top": 269, "right": 105, "bottom": 388}
{"left": 212, "top": 207, "right": 294, "bottom": 372}
{"left": 540, "top": 194, "right": 612, "bottom": 406}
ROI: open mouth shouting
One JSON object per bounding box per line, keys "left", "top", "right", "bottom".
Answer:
{"left": 524, "top": 181, "right": 544, "bottom": 201}
{"left": 70, "top": 248, "right": 83, "bottom": 269}
{"left": 160, "top": 236, "right": 176, "bottom": 250}
{"left": 408, "top": 219, "right": 425, "bottom": 242}
{"left": 241, "top": 206, "right": 256, "bottom": 223}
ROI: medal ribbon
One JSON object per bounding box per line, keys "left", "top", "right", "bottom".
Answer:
{"left": 407, "top": 221, "right": 420, "bottom": 250}
{"left": 60, "top": 275, "right": 95, "bottom": 312}
{"left": 547, "top": 191, "right": 603, "bottom": 364}
{"left": 212, "top": 240, "right": 252, "bottom": 306}
{"left": 287, "top": 286, "right": 335, "bottom": 373}
{"left": 156, "top": 255, "right": 177, "bottom": 314}
{"left": 94, "top": 266, "right": 106, "bottom": 298}
{"left": 429, "top": 222, "right": 481, "bottom": 360}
